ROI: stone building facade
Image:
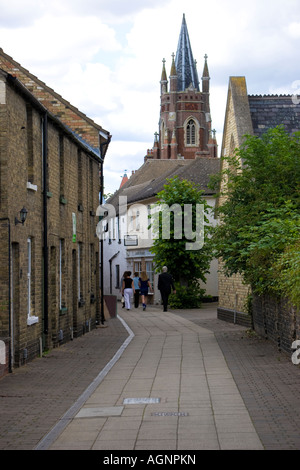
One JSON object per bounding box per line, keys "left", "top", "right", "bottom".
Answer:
{"left": 0, "top": 60, "right": 110, "bottom": 376}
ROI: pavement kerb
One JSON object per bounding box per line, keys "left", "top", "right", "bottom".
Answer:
{"left": 41, "top": 306, "right": 264, "bottom": 451}
{"left": 35, "top": 314, "right": 135, "bottom": 450}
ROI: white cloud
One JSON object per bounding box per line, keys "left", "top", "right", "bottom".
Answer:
{"left": 1, "top": 0, "right": 300, "bottom": 193}
{"left": 287, "top": 21, "right": 300, "bottom": 38}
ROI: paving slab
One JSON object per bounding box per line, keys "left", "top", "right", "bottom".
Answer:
{"left": 44, "top": 307, "right": 263, "bottom": 451}
{"left": 1, "top": 302, "right": 300, "bottom": 450}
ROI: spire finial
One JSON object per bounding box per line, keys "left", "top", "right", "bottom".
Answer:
{"left": 170, "top": 52, "right": 177, "bottom": 76}
{"left": 161, "top": 58, "right": 167, "bottom": 83}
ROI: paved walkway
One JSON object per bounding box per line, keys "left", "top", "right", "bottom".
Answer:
{"left": 1, "top": 303, "right": 300, "bottom": 451}
{"left": 39, "top": 306, "right": 263, "bottom": 451}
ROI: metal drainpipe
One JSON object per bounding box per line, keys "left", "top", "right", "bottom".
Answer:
{"left": 42, "top": 114, "right": 49, "bottom": 337}
{"left": 0, "top": 218, "right": 12, "bottom": 373}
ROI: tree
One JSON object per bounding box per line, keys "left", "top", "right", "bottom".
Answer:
{"left": 211, "top": 126, "right": 300, "bottom": 305}
{"left": 149, "top": 176, "right": 213, "bottom": 308}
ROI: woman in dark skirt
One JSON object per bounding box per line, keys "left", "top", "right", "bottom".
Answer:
{"left": 139, "top": 271, "right": 152, "bottom": 311}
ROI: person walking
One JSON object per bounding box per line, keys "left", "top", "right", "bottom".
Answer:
{"left": 122, "top": 271, "right": 135, "bottom": 310}
{"left": 120, "top": 271, "right": 127, "bottom": 308}
{"left": 133, "top": 272, "right": 140, "bottom": 308}
{"left": 158, "top": 266, "right": 176, "bottom": 312}
{"left": 139, "top": 271, "right": 152, "bottom": 311}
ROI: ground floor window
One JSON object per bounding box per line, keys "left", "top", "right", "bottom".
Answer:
{"left": 27, "top": 237, "right": 38, "bottom": 325}
{"left": 146, "top": 261, "right": 154, "bottom": 289}
{"left": 134, "top": 261, "right": 142, "bottom": 276}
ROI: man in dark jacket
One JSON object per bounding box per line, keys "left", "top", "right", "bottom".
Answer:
{"left": 158, "top": 266, "right": 176, "bottom": 312}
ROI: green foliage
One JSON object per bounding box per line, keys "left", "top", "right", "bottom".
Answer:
{"left": 211, "top": 126, "right": 300, "bottom": 305}
{"left": 169, "top": 282, "right": 205, "bottom": 309}
{"left": 273, "top": 240, "right": 300, "bottom": 309}
{"left": 149, "top": 176, "right": 214, "bottom": 307}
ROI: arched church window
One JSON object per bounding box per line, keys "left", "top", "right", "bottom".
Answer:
{"left": 161, "top": 121, "right": 165, "bottom": 149}
{"left": 186, "top": 119, "right": 196, "bottom": 145}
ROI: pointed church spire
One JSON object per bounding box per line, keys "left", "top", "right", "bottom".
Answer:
{"left": 202, "top": 53, "right": 210, "bottom": 93}
{"left": 161, "top": 58, "right": 167, "bottom": 81}
{"left": 160, "top": 58, "right": 168, "bottom": 94}
{"left": 170, "top": 52, "right": 177, "bottom": 76}
{"left": 175, "top": 14, "right": 199, "bottom": 91}
{"left": 202, "top": 53, "right": 209, "bottom": 78}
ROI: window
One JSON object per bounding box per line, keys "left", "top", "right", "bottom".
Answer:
{"left": 146, "top": 261, "right": 154, "bottom": 289}
{"left": 186, "top": 119, "right": 196, "bottom": 145}
{"left": 27, "top": 238, "right": 31, "bottom": 317}
{"left": 90, "top": 243, "right": 95, "bottom": 294}
{"left": 134, "top": 262, "right": 142, "bottom": 277}
{"left": 27, "top": 238, "right": 38, "bottom": 325}
{"left": 161, "top": 121, "right": 165, "bottom": 149}
{"left": 78, "top": 243, "right": 83, "bottom": 304}
{"left": 59, "top": 239, "right": 66, "bottom": 310}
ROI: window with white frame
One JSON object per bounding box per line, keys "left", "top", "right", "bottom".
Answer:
{"left": 27, "top": 237, "right": 38, "bottom": 325}
{"left": 134, "top": 262, "right": 142, "bottom": 277}
{"left": 146, "top": 261, "right": 154, "bottom": 289}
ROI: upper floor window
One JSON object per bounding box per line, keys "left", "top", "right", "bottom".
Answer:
{"left": 186, "top": 119, "right": 196, "bottom": 145}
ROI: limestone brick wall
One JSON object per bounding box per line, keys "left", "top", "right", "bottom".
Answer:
{"left": 217, "top": 78, "right": 253, "bottom": 316}
{"left": 0, "top": 75, "right": 101, "bottom": 367}
{"left": 218, "top": 260, "right": 250, "bottom": 313}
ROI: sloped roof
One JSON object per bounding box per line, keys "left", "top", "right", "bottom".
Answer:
{"left": 248, "top": 94, "right": 300, "bottom": 137}
{"left": 107, "top": 158, "right": 220, "bottom": 212}
{"left": 1, "top": 71, "right": 101, "bottom": 161}
{"left": 0, "top": 48, "right": 110, "bottom": 154}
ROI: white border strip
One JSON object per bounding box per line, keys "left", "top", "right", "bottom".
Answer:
{"left": 35, "top": 314, "right": 134, "bottom": 450}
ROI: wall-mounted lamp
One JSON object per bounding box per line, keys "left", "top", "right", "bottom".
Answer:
{"left": 15, "top": 207, "right": 28, "bottom": 225}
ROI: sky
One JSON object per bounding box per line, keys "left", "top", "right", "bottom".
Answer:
{"left": 1, "top": 0, "right": 300, "bottom": 194}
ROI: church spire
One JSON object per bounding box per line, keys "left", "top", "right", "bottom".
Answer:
{"left": 160, "top": 58, "right": 168, "bottom": 94}
{"left": 175, "top": 14, "right": 199, "bottom": 91}
{"left": 202, "top": 53, "right": 210, "bottom": 94}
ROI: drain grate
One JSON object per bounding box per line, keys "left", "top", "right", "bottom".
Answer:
{"left": 151, "top": 411, "right": 189, "bottom": 417}
{"left": 123, "top": 397, "right": 160, "bottom": 404}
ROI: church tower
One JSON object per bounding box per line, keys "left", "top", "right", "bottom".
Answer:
{"left": 151, "top": 14, "right": 217, "bottom": 160}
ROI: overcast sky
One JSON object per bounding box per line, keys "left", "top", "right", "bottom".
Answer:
{"left": 1, "top": 0, "right": 300, "bottom": 194}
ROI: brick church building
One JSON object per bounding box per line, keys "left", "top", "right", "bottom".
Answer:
{"left": 150, "top": 14, "right": 217, "bottom": 161}
{"left": 103, "top": 15, "right": 220, "bottom": 303}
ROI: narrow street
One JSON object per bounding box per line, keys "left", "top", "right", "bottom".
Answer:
{"left": 1, "top": 303, "right": 300, "bottom": 451}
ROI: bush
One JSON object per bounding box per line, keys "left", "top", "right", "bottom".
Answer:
{"left": 169, "top": 283, "right": 205, "bottom": 309}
